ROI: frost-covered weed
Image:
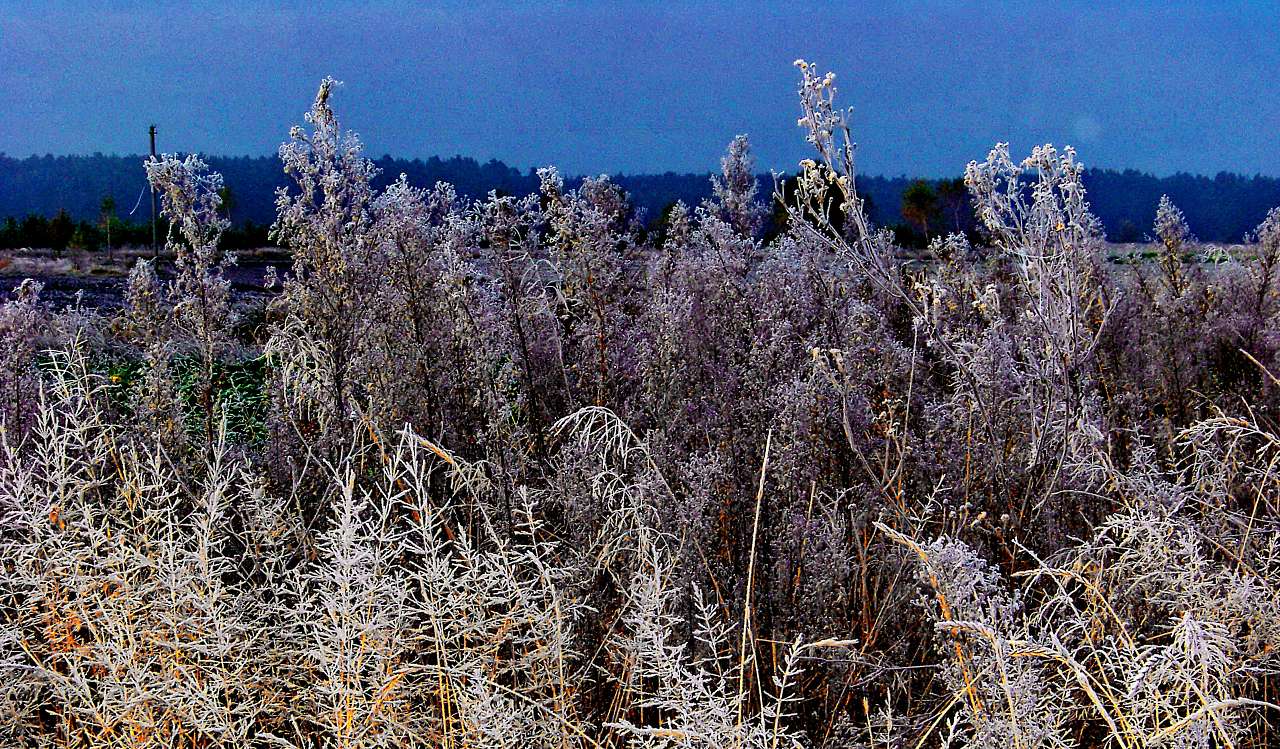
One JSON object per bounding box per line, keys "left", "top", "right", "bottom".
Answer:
{"left": 144, "top": 153, "right": 240, "bottom": 451}
{"left": 1, "top": 64, "right": 1279, "bottom": 749}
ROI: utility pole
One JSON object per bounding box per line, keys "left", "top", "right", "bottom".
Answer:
{"left": 149, "top": 124, "right": 158, "bottom": 260}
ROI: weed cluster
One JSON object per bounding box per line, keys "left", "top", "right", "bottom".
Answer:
{"left": 0, "top": 64, "right": 1277, "bottom": 748}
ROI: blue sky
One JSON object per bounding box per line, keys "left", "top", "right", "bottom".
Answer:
{"left": 2, "top": 1, "right": 1277, "bottom": 176}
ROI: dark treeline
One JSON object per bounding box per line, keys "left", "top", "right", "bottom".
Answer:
{"left": 0, "top": 210, "right": 268, "bottom": 254}
{"left": 4, "top": 152, "right": 1280, "bottom": 244}
{"left": 0, "top": 153, "right": 540, "bottom": 233}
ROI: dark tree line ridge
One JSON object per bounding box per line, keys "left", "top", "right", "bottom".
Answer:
{"left": 4, "top": 151, "right": 1280, "bottom": 245}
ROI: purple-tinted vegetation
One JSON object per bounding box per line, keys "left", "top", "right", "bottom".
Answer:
{"left": 0, "top": 64, "right": 1278, "bottom": 748}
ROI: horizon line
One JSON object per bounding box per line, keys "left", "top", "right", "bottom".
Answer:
{"left": 4, "top": 150, "right": 1280, "bottom": 183}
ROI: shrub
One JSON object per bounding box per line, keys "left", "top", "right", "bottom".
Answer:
{"left": 0, "top": 64, "right": 1277, "bottom": 748}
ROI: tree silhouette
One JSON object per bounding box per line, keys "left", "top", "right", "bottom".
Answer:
{"left": 99, "top": 195, "right": 117, "bottom": 259}
{"left": 937, "top": 177, "right": 970, "bottom": 234}
{"left": 901, "top": 178, "right": 940, "bottom": 239}
{"left": 217, "top": 184, "right": 236, "bottom": 224}
{"left": 49, "top": 208, "right": 73, "bottom": 256}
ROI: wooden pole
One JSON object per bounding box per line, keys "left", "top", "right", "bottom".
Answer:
{"left": 149, "top": 124, "right": 158, "bottom": 260}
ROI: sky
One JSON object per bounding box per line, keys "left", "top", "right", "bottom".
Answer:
{"left": 2, "top": 1, "right": 1278, "bottom": 177}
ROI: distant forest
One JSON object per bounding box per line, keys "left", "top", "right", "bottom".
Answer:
{"left": 4, "top": 152, "right": 1280, "bottom": 244}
